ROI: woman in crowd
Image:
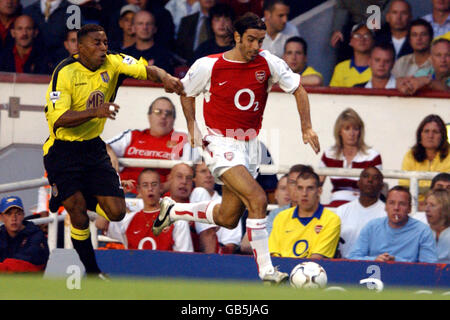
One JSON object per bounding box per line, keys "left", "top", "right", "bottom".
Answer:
{"left": 318, "top": 108, "right": 383, "bottom": 208}
{"left": 425, "top": 189, "right": 450, "bottom": 264}
{"left": 400, "top": 114, "right": 450, "bottom": 209}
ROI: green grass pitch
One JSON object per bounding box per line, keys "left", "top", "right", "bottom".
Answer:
{"left": 0, "top": 274, "right": 449, "bottom": 300}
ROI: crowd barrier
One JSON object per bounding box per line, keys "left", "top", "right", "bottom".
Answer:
{"left": 0, "top": 158, "right": 438, "bottom": 252}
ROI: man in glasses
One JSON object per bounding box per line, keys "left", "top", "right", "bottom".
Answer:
{"left": 106, "top": 96, "right": 193, "bottom": 196}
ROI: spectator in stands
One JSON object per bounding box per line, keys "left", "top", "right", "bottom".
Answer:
{"left": 422, "top": 0, "right": 450, "bottom": 39}
{"left": 190, "top": 161, "right": 242, "bottom": 254}
{"left": 400, "top": 114, "right": 450, "bottom": 207}
{"left": 145, "top": 0, "right": 176, "bottom": 50}
{"left": 0, "top": 14, "right": 51, "bottom": 74}
{"left": 329, "top": 23, "right": 374, "bottom": 87}
{"left": 319, "top": 108, "right": 383, "bottom": 209}
{"left": 108, "top": 4, "right": 139, "bottom": 52}
{"left": 191, "top": 2, "right": 234, "bottom": 65}
{"left": 329, "top": 0, "right": 391, "bottom": 63}
{"left": 374, "top": 0, "right": 412, "bottom": 60}
{"left": 425, "top": 188, "right": 450, "bottom": 263}
{"left": 176, "top": 0, "right": 215, "bottom": 64}
{"left": 165, "top": 0, "right": 200, "bottom": 37}
{"left": 431, "top": 172, "right": 450, "bottom": 191}
{"left": 282, "top": 36, "right": 323, "bottom": 86}
{"left": 95, "top": 168, "right": 193, "bottom": 251}
{"left": 106, "top": 97, "right": 192, "bottom": 196}
{"left": 0, "top": 0, "right": 21, "bottom": 51}
{"left": 354, "top": 42, "right": 396, "bottom": 88}
{"left": 123, "top": 10, "right": 174, "bottom": 74}
{"left": 397, "top": 38, "right": 450, "bottom": 94}
{"left": 218, "top": 0, "right": 262, "bottom": 18}
{"left": 269, "top": 170, "right": 341, "bottom": 259}
{"left": 63, "top": 29, "right": 78, "bottom": 57}
{"left": 261, "top": 0, "right": 299, "bottom": 58}
{"left": 392, "top": 18, "right": 433, "bottom": 79}
{"left": 273, "top": 174, "right": 291, "bottom": 208}
{"left": 348, "top": 186, "right": 438, "bottom": 263}
{"left": 336, "top": 167, "right": 386, "bottom": 258}
{"left": 24, "top": 0, "right": 79, "bottom": 67}
{"left": 0, "top": 196, "right": 49, "bottom": 272}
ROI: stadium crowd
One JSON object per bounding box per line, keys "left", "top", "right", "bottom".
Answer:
{"left": 0, "top": 0, "right": 449, "bottom": 273}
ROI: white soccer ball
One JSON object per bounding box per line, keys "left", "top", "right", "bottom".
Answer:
{"left": 289, "top": 261, "right": 328, "bottom": 289}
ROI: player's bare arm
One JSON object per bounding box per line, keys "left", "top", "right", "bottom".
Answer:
{"left": 54, "top": 103, "right": 119, "bottom": 129}
{"left": 293, "top": 83, "right": 320, "bottom": 154}
{"left": 180, "top": 95, "right": 202, "bottom": 148}
{"left": 145, "top": 65, "right": 185, "bottom": 95}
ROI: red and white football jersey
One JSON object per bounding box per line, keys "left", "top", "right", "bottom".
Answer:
{"left": 106, "top": 209, "right": 193, "bottom": 251}
{"left": 107, "top": 129, "right": 191, "bottom": 188}
{"left": 181, "top": 50, "right": 300, "bottom": 140}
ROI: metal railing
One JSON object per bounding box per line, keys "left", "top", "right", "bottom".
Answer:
{"left": 0, "top": 158, "right": 438, "bottom": 251}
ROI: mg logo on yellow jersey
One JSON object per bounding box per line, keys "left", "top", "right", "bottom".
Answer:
{"left": 86, "top": 90, "right": 105, "bottom": 109}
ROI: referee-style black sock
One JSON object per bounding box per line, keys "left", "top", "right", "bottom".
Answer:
{"left": 71, "top": 226, "right": 101, "bottom": 274}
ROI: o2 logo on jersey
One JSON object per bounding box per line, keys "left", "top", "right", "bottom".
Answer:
{"left": 86, "top": 90, "right": 105, "bottom": 109}
{"left": 234, "top": 88, "right": 259, "bottom": 111}
{"left": 293, "top": 239, "right": 309, "bottom": 257}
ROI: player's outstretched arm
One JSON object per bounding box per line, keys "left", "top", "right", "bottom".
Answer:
{"left": 293, "top": 84, "right": 320, "bottom": 154}
{"left": 54, "top": 103, "right": 119, "bottom": 129}
{"left": 145, "top": 65, "right": 185, "bottom": 95}
{"left": 180, "top": 95, "right": 202, "bottom": 148}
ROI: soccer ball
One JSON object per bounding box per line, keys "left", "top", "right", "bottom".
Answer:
{"left": 289, "top": 261, "right": 327, "bottom": 289}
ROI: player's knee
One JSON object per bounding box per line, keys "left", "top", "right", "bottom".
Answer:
{"left": 106, "top": 207, "right": 126, "bottom": 222}
{"left": 248, "top": 191, "right": 267, "bottom": 211}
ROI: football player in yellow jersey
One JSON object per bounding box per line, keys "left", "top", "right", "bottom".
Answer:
{"left": 269, "top": 169, "right": 341, "bottom": 259}
{"left": 43, "top": 24, "right": 183, "bottom": 277}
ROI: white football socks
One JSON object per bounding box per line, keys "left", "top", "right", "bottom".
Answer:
{"left": 169, "top": 200, "right": 220, "bottom": 225}
{"left": 246, "top": 217, "right": 274, "bottom": 279}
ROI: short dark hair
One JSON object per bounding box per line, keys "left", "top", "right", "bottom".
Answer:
{"left": 65, "top": 28, "right": 78, "bottom": 41}
{"left": 371, "top": 41, "right": 395, "bottom": 59}
{"left": 288, "top": 164, "right": 314, "bottom": 175}
{"left": 284, "top": 36, "right": 307, "bottom": 55}
{"left": 431, "top": 173, "right": 450, "bottom": 189}
{"left": 263, "top": 0, "right": 287, "bottom": 12}
{"left": 233, "top": 12, "right": 266, "bottom": 37}
{"left": 148, "top": 96, "right": 176, "bottom": 119}
{"left": 297, "top": 170, "right": 321, "bottom": 188}
{"left": 409, "top": 18, "right": 434, "bottom": 41}
{"left": 210, "top": 3, "right": 235, "bottom": 20}
{"left": 77, "top": 24, "right": 105, "bottom": 43}
{"left": 387, "top": 186, "right": 411, "bottom": 205}
{"left": 137, "top": 168, "right": 160, "bottom": 185}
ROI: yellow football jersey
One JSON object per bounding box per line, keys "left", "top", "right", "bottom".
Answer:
{"left": 329, "top": 59, "right": 372, "bottom": 87}
{"left": 43, "top": 52, "right": 148, "bottom": 155}
{"left": 269, "top": 205, "right": 341, "bottom": 258}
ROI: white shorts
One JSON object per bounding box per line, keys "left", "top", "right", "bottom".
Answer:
{"left": 202, "top": 134, "right": 260, "bottom": 185}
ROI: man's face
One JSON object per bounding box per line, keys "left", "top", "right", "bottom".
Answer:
{"left": 78, "top": 31, "right": 108, "bottom": 69}
{"left": 421, "top": 121, "right": 442, "bottom": 150}
{"left": 430, "top": 41, "right": 450, "bottom": 76}
{"left": 409, "top": 25, "right": 431, "bottom": 52}
{"left": 133, "top": 11, "right": 156, "bottom": 42}
{"left": 350, "top": 26, "right": 374, "bottom": 54}
{"left": 369, "top": 48, "right": 394, "bottom": 79}
{"left": 168, "top": 164, "right": 194, "bottom": 202}
{"left": 0, "top": 0, "right": 19, "bottom": 16}
{"left": 274, "top": 176, "right": 291, "bottom": 207}
{"left": 2, "top": 207, "right": 24, "bottom": 236}
{"left": 137, "top": 171, "right": 161, "bottom": 207}
{"left": 11, "top": 16, "right": 36, "bottom": 48}
{"left": 119, "top": 12, "right": 135, "bottom": 37}
{"left": 386, "top": 1, "right": 411, "bottom": 32}
{"left": 287, "top": 171, "right": 300, "bottom": 206}
{"left": 148, "top": 99, "right": 175, "bottom": 137}
{"left": 265, "top": 3, "right": 289, "bottom": 33}
{"left": 193, "top": 162, "right": 215, "bottom": 193}
{"left": 433, "top": 180, "right": 450, "bottom": 191}
{"left": 283, "top": 41, "right": 306, "bottom": 73}
{"left": 432, "top": 0, "right": 450, "bottom": 12}
{"left": 235, "top": 28, "right": 266, "bottom": 62}
{"left": 358, "top": 167, "right": 384, "bottom": 198}
{"left": 211, "top": 15, "right": 232, "bottom": 38}
{"left": 296, "top": 177, "right": 321, "bottom": 212}
{"left": 385, "top": 190, "right": 411, "bottom": 227}
{"left": 64, "top": 31, "right": 78, "bottom": 56}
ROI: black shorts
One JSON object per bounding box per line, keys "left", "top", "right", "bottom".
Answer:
{"left": 44, "top": 137, "right": 124, "bottom": 211}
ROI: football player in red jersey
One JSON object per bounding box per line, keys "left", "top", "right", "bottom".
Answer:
{"left": 153, "top": 13, "right": 320, "bottom": 284}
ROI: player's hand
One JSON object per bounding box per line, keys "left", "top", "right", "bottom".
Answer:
{"left": 302, "top": 128, "right": 320, "bottom": 154}
{"left": 97, "top": 103, "right": 120, "bottom": 120}
{"left": 162, "top": 74, "right": 185, "bottom": 95}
